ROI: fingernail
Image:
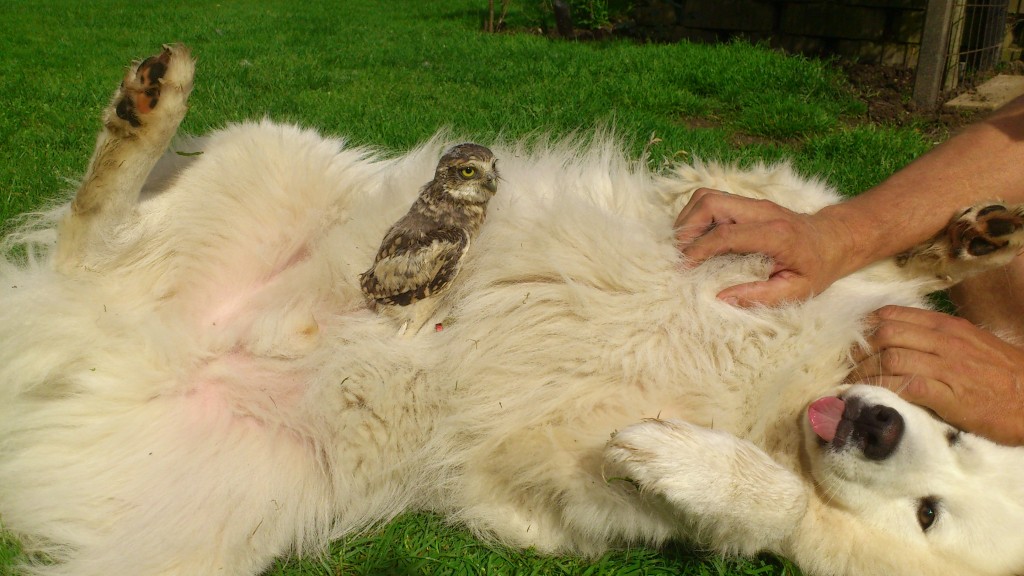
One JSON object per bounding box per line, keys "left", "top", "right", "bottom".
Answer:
{"left": 719, "top": 295, "right": 739, "bottom": 306}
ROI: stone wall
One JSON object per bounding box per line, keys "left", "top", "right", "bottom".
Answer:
{"left": 632, "top": 0, "right": 929, "bottom": 67}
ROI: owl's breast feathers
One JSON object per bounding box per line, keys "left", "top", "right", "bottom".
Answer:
{"left": 360, "top": 158, "right": 494, "bottom": 308}
{"left": 359, "top": 220, "right": 472, "bottom": 307}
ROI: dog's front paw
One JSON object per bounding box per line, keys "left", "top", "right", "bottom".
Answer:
{"left": 605, "top": 418, "right": 763, "bottom": 512}
{"left": 105, "top": 44, "right": 194, "bottom": 136}
{"left": 605, "top": 419, "right": 695, "bottom": 493}
{"left": 897, "top": 202, "right": 1024, "bottom": 285}
{"left": 605, "top": 419, "right": 806, "bottom": 555}
{"left": 605, "top": 419, "right": 754, "bottom": 505}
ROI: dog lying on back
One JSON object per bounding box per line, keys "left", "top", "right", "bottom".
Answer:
{"left": 2, "top": 44, "right": 1023, "bottom": 576}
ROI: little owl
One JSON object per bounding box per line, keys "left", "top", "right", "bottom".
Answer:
{"left": 359, "top": 143, "right": 499, "bottom": 335}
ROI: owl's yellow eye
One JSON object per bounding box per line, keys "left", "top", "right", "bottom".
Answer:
{"left": 459, "top": 167, "right": 476, "bottom": 179}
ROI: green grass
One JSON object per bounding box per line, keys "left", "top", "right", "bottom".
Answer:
{"left": 259, "top": 513, "right": 797, "bottom": 576}
{"left": 0, "top": 529, "right": 21, "bottom": 572}
{"left": 0, "top": 0, "right": 933, "bottom": 226}
{"left": 0, "top": 0, "right": 941, "bottom": 574}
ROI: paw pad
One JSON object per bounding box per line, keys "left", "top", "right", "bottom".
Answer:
{"left": 949, "top": 204, "right": 1024, "bottom": 258}
{"left": 114, "top": 48, "right": 173, "bottom": 127}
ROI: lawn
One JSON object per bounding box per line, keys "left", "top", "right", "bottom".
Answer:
{"left": 0, "top": 1, "right": 944, "bottom": 574}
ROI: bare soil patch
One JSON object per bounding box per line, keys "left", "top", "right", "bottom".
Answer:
{"left": 839, "top": 62, "right": 983, "bottom": 140}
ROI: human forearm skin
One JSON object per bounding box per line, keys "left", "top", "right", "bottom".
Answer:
{"left": 813, "top": 95, "right": 1024, "bottom": 279}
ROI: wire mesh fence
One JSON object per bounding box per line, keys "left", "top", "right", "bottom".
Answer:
{"left": 915, "top": 0, "right": 1011, "bottom": 106}
{"left": 945, "top": 0, "right": 1009, "bottom": 90}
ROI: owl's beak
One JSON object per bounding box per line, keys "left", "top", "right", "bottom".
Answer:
{"left": 483, "top": 176, "right": 498, "bottom": 195}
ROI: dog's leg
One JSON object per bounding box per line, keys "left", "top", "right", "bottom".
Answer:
{"left": 604, "top": 418, "right": 807, "bottom": 556}
{"left": 896, "top": 202, "right": 1024, "bottom": 291}
{"left": 56, "top": 44, "right": 194, "bottom": 273}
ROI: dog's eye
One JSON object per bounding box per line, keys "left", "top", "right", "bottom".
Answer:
{"left": 917, "top": 497, "right": 939, "bottom": 531}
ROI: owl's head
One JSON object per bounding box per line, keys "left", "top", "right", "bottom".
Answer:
{"left": 435, "top": 143, "right": 499, "bottom": 204}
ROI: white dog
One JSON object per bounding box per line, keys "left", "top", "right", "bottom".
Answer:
{"left": 2, "top": 44, "right": 1023, "bottom": 576}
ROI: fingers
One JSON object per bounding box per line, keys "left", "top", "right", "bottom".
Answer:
{"left": 852, "top": 304, "right": 1024, "bottom": 444}
{"left": 716, "top": 271, "right": 810, "bottom": 308}
{"left": 674, "top": 189, "right": 791, "bottom": 248}
{"left": 860, "top": 374, "right": 961, "bottom": 427}
{"left": 673, "top": 188, "right": 726, "bottom": 245}
{"left": 854, "top": 310, "right": 947, "bottom": 359}
{"left": 868, "top": 304, "right": 969, "bottom": 331}
{"left": 850, "top": 306, "right": 958, "bottom": 380}
{"left": 680, "top": 220, "right": 780, "bottom": 263}
{"left": 850, "top": 346, "right": 945, "bottom": 382}
{"left": 672, "top": 189, "right": 841, "bottom": 306}
{"left": 851, "top": 305, "right": 986, "bottom": 433}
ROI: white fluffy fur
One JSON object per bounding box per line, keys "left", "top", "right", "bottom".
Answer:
{"left": 3, "top": 98, "right": 1024, "bottom": 575}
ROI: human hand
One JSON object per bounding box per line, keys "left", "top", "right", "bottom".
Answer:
{"left": 674, "top": 188, "right": 852, "bottom": 307}
{"left": 850, "top": 305, "right": 1024, "bottom": 446}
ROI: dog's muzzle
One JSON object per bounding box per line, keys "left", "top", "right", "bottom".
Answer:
{"left": 809, "top": 395, "right": 905, "bottom": 460}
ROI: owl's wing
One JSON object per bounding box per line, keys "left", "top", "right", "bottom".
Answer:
{"left": 360, "top": 227, "right": 470, "bottom": 306}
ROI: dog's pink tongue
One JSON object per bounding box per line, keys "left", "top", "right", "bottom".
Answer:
{"left": 808, "top": 396, "right": 846, "bottom": 442}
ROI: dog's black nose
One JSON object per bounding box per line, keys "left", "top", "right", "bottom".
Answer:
{"left": 852, "top": 402, "right": 904, "bottom": 460}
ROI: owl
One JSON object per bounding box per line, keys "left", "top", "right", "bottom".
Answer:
{"left": 360, "top": 143, "right": 499, "bottom": 335}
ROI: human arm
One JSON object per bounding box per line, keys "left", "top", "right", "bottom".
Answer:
{"left": 675, "top": 95, "right": 1024, "bottom": 306}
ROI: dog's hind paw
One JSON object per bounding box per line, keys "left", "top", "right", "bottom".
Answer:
{"left": 104, "top": 43, "right": 194, "bottom": 137}
{"left": 949, "top": 204, "right": 1024, "bottom": 258}
{"left": 57, "top": 44, "right": 196, "bottom": 271}
{"left": 897, "top": 202, "right": 1024, "bottom": 286}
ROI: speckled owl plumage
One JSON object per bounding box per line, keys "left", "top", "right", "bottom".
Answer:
{"left": 359, "top": 143, "right": 498, "bottom": 331}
